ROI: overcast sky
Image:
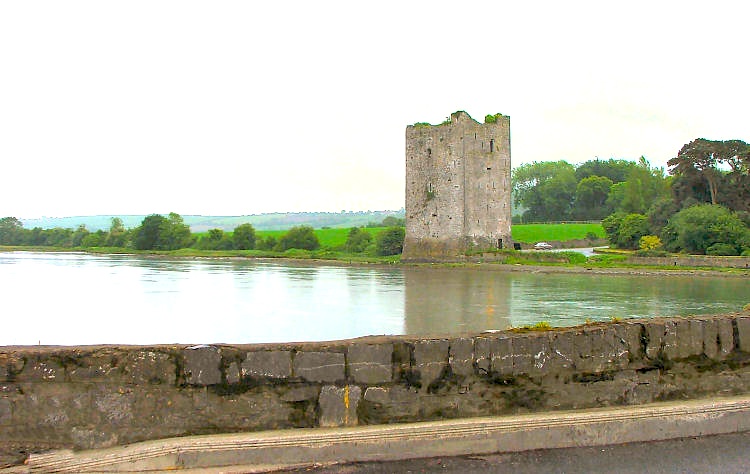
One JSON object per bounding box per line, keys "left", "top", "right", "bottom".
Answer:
{"left": 1, "top": 1, "right": 748, "bottom": 218}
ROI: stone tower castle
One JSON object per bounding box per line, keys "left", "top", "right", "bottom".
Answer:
{"left": 402, "top": 111, "right": 511, "bottom": 261}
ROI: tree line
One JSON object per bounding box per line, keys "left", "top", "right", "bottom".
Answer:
{"left": 0, "top": 214, "right": 405, "bottom": 256}
{"left": 512, "top": 138, "right": 750, "bottom": 255}
{"left": 512, "top": 156, "right": 670, "bottom": 222}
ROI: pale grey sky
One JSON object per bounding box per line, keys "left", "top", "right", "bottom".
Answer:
{"left": 1, "top": 1, "right": 748, "bottom": 218}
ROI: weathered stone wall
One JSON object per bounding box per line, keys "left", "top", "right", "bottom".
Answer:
{"left": 1, "top": 313, "right": 750, "bottom": 464}
{"left": 626, "top": 255, "right": 750, "bottom": 269}
{"left": 403, "top": 111, "right": 512, "bottom": 261}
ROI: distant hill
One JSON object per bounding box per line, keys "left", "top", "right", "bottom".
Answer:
{"left": 21, "top": 210, "right": 406, "bottom": 232}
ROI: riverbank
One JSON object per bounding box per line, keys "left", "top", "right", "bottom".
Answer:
{"left": 1, "top": 245, "right": 749, "bottom": 278}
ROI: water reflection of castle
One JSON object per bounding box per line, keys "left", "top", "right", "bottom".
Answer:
{"left": 403, "top": 267, "right": 511, "bottom": 335}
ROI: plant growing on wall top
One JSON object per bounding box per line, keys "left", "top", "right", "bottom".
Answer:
{"left": 484, "top": 113, "right": 504, "bottom": 124}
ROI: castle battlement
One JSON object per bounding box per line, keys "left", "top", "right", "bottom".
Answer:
{"left": 403, "top": 111, "right": 511, "bottom": 261}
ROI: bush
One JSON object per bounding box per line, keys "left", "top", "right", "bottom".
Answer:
{"left": 706, "top": 243, "right": 739, "bottom": 256}
{"left": 662, "top": 204, "right": 749, "bottom": 254}
{"left": 639, "top": 235, "right": 662, "bottom": 251}
{"left": 256, "top": 235, "right": 277, "bottom": 251}
{"left": 603, "top": 213, "right": 649, "bottom": 249}
{"left": 375, "top": 227, "right": 405, "bottom": 256}
{"left": 634, "top": 249, "right": 669, "bottom": 257}
{"left": 344, "top": 227, "right": 372, "bottom": 253}
{"left": 277, "top": 226, "right": 320, "bottom": 251}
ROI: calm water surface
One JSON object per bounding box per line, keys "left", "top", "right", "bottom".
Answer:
{"left": 1, "top": 251, "right": 748, "bottom": 346}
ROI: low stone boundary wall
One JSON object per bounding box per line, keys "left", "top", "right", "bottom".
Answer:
{"left": 626, "top": 255, "right": 750, "bottom": 269}
{"left": 1, "top": 312, "right": 750, "bottom": 465}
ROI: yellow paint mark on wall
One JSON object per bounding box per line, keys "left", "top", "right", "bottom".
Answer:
{"left": 344, "top": 385, "right": 350, "bottom": 425}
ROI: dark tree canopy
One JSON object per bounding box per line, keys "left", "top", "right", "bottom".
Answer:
{"left": 662, "top": 204, "right": 749, "bottom": 255}
{"left": 277, "top": 226, "right": 320, "bottom": 251}
{"left": 376, "top": 227, "right": 405, "bottom": 256}
{"left": 668, "top": 138, "right": 750, "bottom": 212}
{"left": 232, "top": 223, "right": 256, "bottom": 250}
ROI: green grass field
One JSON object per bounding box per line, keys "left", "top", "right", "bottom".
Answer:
{"left": 202, "top": 223, "right": 604, "bottom": 248}
{"left": 510, "top": 223, "right": 605, "bottom": 243}
{"left": 255, "top": 227, "right": 388, "bottom": 249}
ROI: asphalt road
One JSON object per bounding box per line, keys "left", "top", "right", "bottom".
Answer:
{"left": 284, "top": 431, "right": 750, "bottom": 474}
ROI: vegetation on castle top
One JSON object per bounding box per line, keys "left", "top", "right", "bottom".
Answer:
{"left": 413, "top": 110, "right": 488, "bottom": 128}
{"left": 484, "top": 113, "right": 505, "bottom": 124}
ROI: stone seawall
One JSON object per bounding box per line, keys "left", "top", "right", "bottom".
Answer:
{"left": 1, "top": 312, "right": 750, "bottom": 465}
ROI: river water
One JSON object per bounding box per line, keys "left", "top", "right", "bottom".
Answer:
{"left": 1, "top": 251, "right": 748, "bottom": 346}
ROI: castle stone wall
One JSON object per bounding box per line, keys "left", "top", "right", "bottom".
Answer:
{"left": 403, "top": 112, "right": 511, "bottom": 261}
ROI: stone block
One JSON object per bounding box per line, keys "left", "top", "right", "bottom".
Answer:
{"left": 183, "top": 345, "right": 222, "bottom": 385}
{"left": 363, "top": 386, "right": 389, "bottom": 404}
{"left": 122, "top": 351, "right": 176, "bottom": 385}
{"left": 413, "top": 339, "right": 449, "bottom": 386}
{"left": 242, "top": 351, "right": 292, "bottom": 379}
{"left": 66, "top": 355, "right": 119, "bottom": 382}
{"left": 392, "top": 342, "right": 412, "bottom": 381}
{"left": 737, "top": 316, "right": 750, "bottom": 352}
{"left": 701, "top": 318, "right": 719, "bottom": 360}
{"left": 529, "top": 334, "right": 552, "bottom": 375}
{"left": 93, "top": 389, "right": 135, "bottom": 426}
{"left": 448, "top": 338, "right": 474, "bottom": 377}
{"left": 491, "top": 335, "right": 513, "bottom": 375}
{"left": 662, "top": 320, "right": 679, "bottom": 360}
{"left": 16, "top": 360, "right": 62, "bottom": 382}
{"left": 280, "top": 385, "right": 319, "bottom": 402}
{"left": 511, "top": 335, "right": 535, "bottom": 375}
{"left": 571, "top": 329, "right": 593, "bottom": 372}
{"left": 678, "top": 318, "right": 704, "bottom": 358}
{"left": 347, "top": 343, "right": 393, "bottom": 384}
{"left": 717, "top": 318, "right": 734, "bottom": 357}
{"left": 293, "top": 352, "right": 345, "bottom": 383}
{"left": 362, "top": 385, "right": 419, "bottom": 418}
{"left": 473, "top": 337, "right": 492, "bottom": 374}
{"left": 0, "top": 398, "right": 11, "bottom": 424}
{"left": 547, "top": 331, "right": 575, "bottom": 372}
{"left": 226, "top": 362, "right": 241, "bottom": 384}
{"left": 643, "top": 321, "right": 665, "bottom": 359}
{"left": 318, "top": 385, "right": 361, "bottom": 427}
{"left": 614, "top": 322, "right": 643, "bottom": 362}
{"left": 588, "top": 327, "right": 616, "bottom": 372}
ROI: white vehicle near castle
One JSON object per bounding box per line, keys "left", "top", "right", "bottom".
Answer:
{"left": 534, "top": 242, "right": 553, "bottom": 250}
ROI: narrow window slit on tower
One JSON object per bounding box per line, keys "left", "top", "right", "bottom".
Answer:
{"left": 427, "top": 148, "right": 432, "bottom": 157}
{"left": 490, "top": 139, "right": 495, "bottom": 152}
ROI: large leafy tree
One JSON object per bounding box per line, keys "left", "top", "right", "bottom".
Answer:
{"left": 574, "top": 158, "right": 637, "bottom": 184}
{"left": 668, "top": 139, "right": 750, "bottom": 211}
{"left": 0, "top": 217, "right": 24, "bottom": 245}
{"left": 106, "top": 217, "right": 128, "bottom": 247}
{"left": 232, "top": 223, "right": 256, "bottom": 250}
{"left": 134, "top": 214, "right": 168, "bottom": 250}
{"left": 512, "top": 161, "right": 576, "bottom": 222}
{"left": 159, "top": 213, "right": 192, "bottom": 250}
{"left": 133, "top": 213, "right": 192, "bottom": 250}
{"left": 573, "top": 176, "right": 613, "bottom": 219}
